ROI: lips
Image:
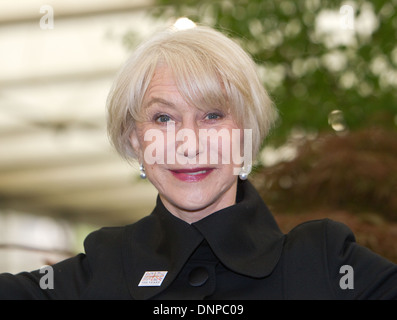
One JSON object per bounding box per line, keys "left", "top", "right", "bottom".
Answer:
{"left": 170, "top": 168, "right": 214, "bottom": 182}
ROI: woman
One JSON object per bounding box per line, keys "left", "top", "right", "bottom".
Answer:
{"left": 1, "top": 25, "right": 397, "bottom": 300}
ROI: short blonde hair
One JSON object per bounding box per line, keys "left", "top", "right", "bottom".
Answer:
{"left": 106, "top": 25, "right": 278, "bottom": 161}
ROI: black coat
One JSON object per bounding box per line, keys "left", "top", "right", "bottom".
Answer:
{"left": 1, "top": 180, "right": 397, "bottom": 299}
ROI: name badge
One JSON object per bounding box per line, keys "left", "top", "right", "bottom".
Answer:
{"left": 138, "top": 271, "right": 168, "bottom": 287}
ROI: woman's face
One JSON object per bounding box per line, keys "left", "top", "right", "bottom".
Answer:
{"left": 130, "top": 66, "right": 244, "bottom": 223}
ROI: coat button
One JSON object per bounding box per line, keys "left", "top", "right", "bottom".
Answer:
{"left": 188, "top": 267, "right": 209, "bottom": 287}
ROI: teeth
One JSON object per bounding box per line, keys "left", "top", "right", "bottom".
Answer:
{"left": 186, "top": 170, "right": 207, "bottom": 175}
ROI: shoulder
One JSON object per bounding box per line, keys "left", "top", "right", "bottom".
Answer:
{"left": 75, "top": 222, "right": 148, "bottom": 298}
{"left": 83, "top": 226, "right": 125, "bottom": 253}
{"left": 82, "top": 214, "right": 158, "bottom": 263}
{"left": 283, "top": 218, "right": 357, "bottom": 271}
{"left": 83, "top": 215, "right": 155, "bottom": 251}
{"left": 281, "top": 218, "right": 357, "bottom": 299}
{"left": 284, "top": 218, "right": 355, "bottom": 250}
{"left": 281, "top": 218, "right": 397, "bottom": 299}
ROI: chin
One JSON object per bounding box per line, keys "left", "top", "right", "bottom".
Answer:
{"left": 170, "top": 190, "right": 214, "bottom": 210}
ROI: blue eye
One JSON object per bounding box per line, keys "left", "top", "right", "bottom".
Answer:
{"left": 155, "top": 114, "right": 171, "bottom": 123}
{"left": 205, "top": 112, "right": 223, "bottom": 120}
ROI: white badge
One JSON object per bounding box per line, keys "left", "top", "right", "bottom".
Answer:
{"left": 138, "top": 271, "right": 168, "bottom": 287}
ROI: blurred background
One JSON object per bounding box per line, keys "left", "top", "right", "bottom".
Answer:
{"left": 0, "top": 0, "right": 396, "bottom": 273}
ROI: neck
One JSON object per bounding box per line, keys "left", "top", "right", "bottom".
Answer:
{"left": 159, "top": 183, "right": 238, "bottom": 224}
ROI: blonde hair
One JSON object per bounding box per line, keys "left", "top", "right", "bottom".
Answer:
{"left": 106, "top": 25, "right": 278, "bottom": 161}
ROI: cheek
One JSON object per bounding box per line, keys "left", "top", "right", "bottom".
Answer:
{"left": 216, "top": 129, "right": 245, "bottom": 166}
{"left": 139, "top": 129, "right": 168, "bottom": 165}
{"left": 196, "top": 128, "right": 244, "bottom": 166}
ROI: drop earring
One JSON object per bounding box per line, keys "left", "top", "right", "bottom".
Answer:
{"left": 239, "top": 164, "right": 252, "bottom": 180}
{"left": 139, "top": 163, "right": 146, "bottom": 179}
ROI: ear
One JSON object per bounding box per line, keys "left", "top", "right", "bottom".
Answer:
{"left": 129, "top": 128, "right": 143, "bottom": 162}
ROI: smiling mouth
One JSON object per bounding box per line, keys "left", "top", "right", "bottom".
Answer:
{"left": 170, "top": 168, "right": 214, "bottom": 181}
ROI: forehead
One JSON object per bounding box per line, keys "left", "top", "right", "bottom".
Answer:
{"left": 142, "top": 64, "right": 230, "bottom": 116}
{"left": 144, "top": 66, "right": 180, "bottom": 102}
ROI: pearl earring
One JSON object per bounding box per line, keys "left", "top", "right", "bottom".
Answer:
{"left": 139, "top": 164, "right": 146, "bottom": 179}
{"left": 239, "top": 164, "right": 252, "bottom": 180}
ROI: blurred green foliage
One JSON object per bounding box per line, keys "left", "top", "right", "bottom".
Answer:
{"left": 150, "top": 0, "right": 397, "bottom": 146}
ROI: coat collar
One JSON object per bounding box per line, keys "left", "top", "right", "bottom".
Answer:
{"left": 192, "top": 180, "right": 285, "bottom": 278}
{"left": 122, "top": 180, "right": 285, "bottom": 300}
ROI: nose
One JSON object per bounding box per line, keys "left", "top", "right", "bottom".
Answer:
{"left": 175, "top": 119, "right": 203, "bottom": 160}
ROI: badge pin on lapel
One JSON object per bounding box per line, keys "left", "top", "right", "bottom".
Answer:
{"left": 138, "top": 271, "right": 168, "bottom": 287}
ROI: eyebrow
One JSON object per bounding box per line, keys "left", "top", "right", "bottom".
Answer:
{"left": 144, "top": 97, "right": 176, "bottom": 108}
